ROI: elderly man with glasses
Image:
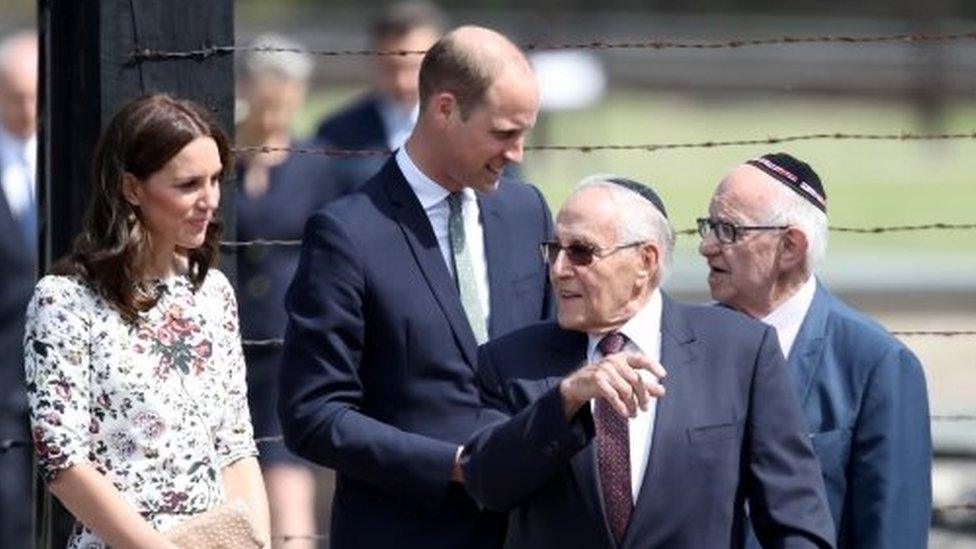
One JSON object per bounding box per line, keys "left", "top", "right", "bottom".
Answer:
{"left": 698, "top": 153, "right": 931, "bottom": 549}
{"left": 459, "top": 175, "right": 834, "bottom": 549}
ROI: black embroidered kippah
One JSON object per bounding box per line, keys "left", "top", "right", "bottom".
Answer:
{"left": 605, "top": 177, "right": 668, "bottom": 219}
{"left": 745, "top": 153, "right": 827, "bottom": 213}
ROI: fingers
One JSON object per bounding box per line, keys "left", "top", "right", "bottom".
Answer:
{"left": 596, "top": 357, "right": 645, "bottom": 417}
{"left": 595, "top": 376, "right": 632, "bottom": 418}
{"left": 626, "top": 353, "right": 667, "bottom": 380}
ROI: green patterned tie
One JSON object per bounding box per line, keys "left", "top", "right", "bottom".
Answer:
{"left": 447, "top": 192, "right": 488, "bottom": 344}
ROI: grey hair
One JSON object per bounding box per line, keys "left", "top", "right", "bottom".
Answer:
{"left": 241, "top": 33, "right": 312, "bottom": 82}
{"left": 572, "top": 174, "right": 676, "bottom": 285}
{"left": 761, "top": 179, "right": 828, "bottom": 271}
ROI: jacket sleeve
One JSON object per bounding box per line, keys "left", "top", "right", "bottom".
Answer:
{"left": 747, "top": 326, "right": 836, "bottom": 549}
{"left": 461, "top": 344, "right": 591, "bottom": 511}
{"left": 277, "top": 211, "right": 458, "bottom": 512}
{"left": 843, "top": 345, "right": 931, "bottom": 548}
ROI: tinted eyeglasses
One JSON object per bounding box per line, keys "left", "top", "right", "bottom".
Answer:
{"left": 540, "top": 240, "right": 645, "bottom": 266}
{"left": 696, "top": 217, "right": 789, "bottom": 245}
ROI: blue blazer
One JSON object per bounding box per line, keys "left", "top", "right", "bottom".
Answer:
{"left": 0, "top": 155, "right": 36, "bottom": 549}
{"left": 315, "top": 95, "right": 389, "bottom": 194}
{"left": 746, "top": 281, "right": 932, "bottom": 548}
{"left": 278, "top": 158, "right": 553, "bottom": 548}
{"left": 462, "top": 297, "right": 836, "bottom": 549}
{"left": 235, "top": 139, "right": 349, "bottom": 342}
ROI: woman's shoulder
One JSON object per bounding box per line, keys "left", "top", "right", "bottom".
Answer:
{"left": 32, "top": 274, "right": 98, "bottom": 305}
{"left": 27, "top": 274, "right": 102, "bottom": 326}
{"left": 197, "top": 268, "right": 237, "bottom": 304}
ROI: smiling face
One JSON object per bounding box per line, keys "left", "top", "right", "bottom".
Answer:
{"left": 698, "top": 165, "right": 785, "bottom": 317}
{"left": 552, "top": 186, "right": 656, "bottom": 334}
{"left": 123, "top": 137, "right": 222, "bottom": 258}
{"left": 435, "top": 69, "right": 539, "bottom": 194}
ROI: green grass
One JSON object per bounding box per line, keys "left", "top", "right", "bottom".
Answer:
{"left": 298, "top": 87, "right": 976, "bottom": 257}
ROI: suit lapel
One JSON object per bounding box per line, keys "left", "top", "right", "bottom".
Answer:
{"left": 479, "top": 195, "right": 508, "bottom": 339}
{"left": 788, "top": 280, "right": 830, "bottom": 405}
{"left": 626, "top": 296, "right": 698, "bottom": 546}
{"left": 558, "top": 334, "right": 618, "bottom": 547}
{"left": 0, "top": 155, "right": 30, "bottom": 264}
{"left": 383, "top": 162, "right": 479, "bottom": 366}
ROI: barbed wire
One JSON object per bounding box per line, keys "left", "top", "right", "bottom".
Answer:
{"left": 220, "top": 224, "right": 975, "bottom": 252}
{"left": 232, "top": 131, "right": 976, "bottom": 159}
{"left": 131, "top": 31, "right": 976, "bottom": 62}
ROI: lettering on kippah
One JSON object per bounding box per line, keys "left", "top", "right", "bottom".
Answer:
{"left": 748, "top": 156, "right": 826, "bottom": 207}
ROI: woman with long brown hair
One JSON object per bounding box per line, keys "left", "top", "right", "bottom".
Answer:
{"left": 24, "top": 94, "right": 269, "bottom": 548}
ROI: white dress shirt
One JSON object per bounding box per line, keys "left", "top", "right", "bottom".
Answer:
{"left": 761, "top": 275, "right": 817, "bottom": 359}
{"left": 395, "top": 146, "right": 491, "bottom": 323}
{"left": 378, "top": 99, "right": 418, "bottom": 151}
{"left": 586, "top": 288, "right": 663, "bottom": 501}
{"left": 0, "top": 127, "right": 36, "bottom": 220}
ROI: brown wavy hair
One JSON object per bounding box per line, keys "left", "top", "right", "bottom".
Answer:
{"left": 52, "top": 94, "right": 232, "bottom": 323}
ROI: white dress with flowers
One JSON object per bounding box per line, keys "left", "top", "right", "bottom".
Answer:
{"left": 24, "top": 270, "right": 258, "bottom": 548}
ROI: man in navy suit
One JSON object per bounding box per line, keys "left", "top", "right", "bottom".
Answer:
{"left": 0, "top": 30, "right": 38, "bottom": 549}
{"left": 698, "top": 153, "right": 931, "bottom": 548}
{"left": 316, "top": 1, "right": 445, "bottom": 189}
{"left": 279, "top": 26, "right": 552, "bottom": 548}
{"left": 462, "top": 176, "right": 834, "bottom": 549}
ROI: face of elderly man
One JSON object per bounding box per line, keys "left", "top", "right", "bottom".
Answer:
{"left": 698, "top": 165, "right": 788, "bottom": 317}
{"left": 0, "top": 35, "right": 38, "bottom": 140}
{"left": 551, "top": 186, "right": 658, "bottom": 334}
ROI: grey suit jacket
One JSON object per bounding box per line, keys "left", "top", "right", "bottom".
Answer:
{"left": 463, "top": 296, "right": 836, "bottom": 549}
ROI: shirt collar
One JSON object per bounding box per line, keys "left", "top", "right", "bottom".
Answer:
{"left": 396, "top": 145, "right": 450, "bottom": 210}
{"left": 761, "top": 275, "right": 816, "bottom": 347}
{"left": 396, "top": 146, "right": 476, "bottom": 210}
{"left": 0, "top": 126, "right": 35, "bottom": 165}
{"left": 587, "top": 288, "right": 663, "bottom": 359}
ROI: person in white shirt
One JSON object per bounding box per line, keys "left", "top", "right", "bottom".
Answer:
{"left": 0, "top": 29, "right": 38, "bottom": 549}
{"left": 698, "top": 152, "right": 931, "bottom": 548}
{"left": 461, "top": 176, "right": 834, "bottom": 549}
{"left": 314, "top": 1, "right": 445, "bottom": 191}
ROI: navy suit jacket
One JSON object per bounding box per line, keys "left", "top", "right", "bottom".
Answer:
{"left": 745, "top": 281, "right": 931, "bottom": 548}
{"left": 278, "top": 158, "right": 553, "bottom": 548}
{"left": 462, "top": 297, "right": 836, "bottom": 549}
{"left": 0, "top": 153, "right": 36, "bottom": 549}
{"left": 315, "top": 94, "right": 391, "bottom": 194}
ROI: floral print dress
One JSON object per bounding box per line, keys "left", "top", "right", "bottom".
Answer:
{"left": 24, "top": 270, "right": 258, "bottom": 548}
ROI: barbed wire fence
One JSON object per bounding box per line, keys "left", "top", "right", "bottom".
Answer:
{"left": 26, "top": 28, "right": 976, "bottom": 545}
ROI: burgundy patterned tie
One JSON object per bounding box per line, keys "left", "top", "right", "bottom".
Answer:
{"left": 595, "top": 331, "right": 632, "bottom": 544}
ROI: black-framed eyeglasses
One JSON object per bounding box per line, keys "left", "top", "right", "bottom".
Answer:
{"left": 540, "top": 240, "right": 645, "bottom": 266}
{"left": 696, "top": 217, "right": 789, "bottom": 244}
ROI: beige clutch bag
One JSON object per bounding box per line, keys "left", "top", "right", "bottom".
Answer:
{"left": 163, "top": 499, "right": 264, "bottom": 549}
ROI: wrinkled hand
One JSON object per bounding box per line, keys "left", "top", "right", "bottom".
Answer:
{"left": 559, "top": 352, "right": 666, "bottom": 421}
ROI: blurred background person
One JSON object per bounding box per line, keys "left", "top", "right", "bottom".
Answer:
{"left": 235, "top": 33, "right": 340, "bottom": 548}
{"left": 25, "top": 93, "right": 269, "bottom": 549}
{"left": 315, "top": 0, "right": 445, "bottom": 190}
{"left": 0, "top": 29, "right": 37, "bottom": 549}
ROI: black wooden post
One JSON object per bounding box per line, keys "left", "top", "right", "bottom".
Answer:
{"left": 36, "top": 1, "right": 234, "bottom": 547}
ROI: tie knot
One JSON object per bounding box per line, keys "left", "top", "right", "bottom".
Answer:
{"left": 598, "top": 332, "right": 627, "bottom": 356}
{"left": 447, "top": 191, "right": 464, "bottom": 214}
